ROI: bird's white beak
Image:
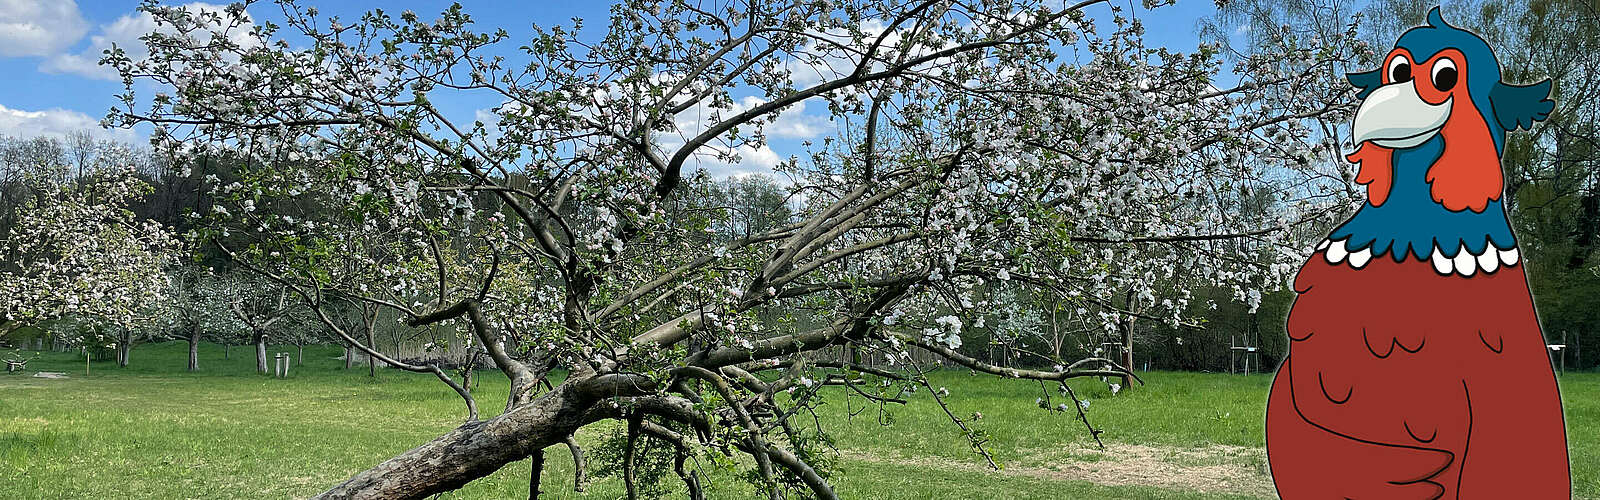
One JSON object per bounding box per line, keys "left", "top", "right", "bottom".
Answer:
{"left": 1350, "top": 81, "right": 1451, "bottom": 149}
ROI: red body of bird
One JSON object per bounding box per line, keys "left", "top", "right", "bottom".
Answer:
{"left": 1266, "top": 253, "right": 1569, "bottom": 498}
{"left": 1266, "top": 8, "right": 1569, "bottom": 498}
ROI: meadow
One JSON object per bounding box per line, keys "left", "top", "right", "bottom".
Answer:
{"left": 2, "top": 342, "right": 1594, "bottom": 499}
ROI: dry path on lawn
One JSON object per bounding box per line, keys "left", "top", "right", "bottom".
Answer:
{"left": 843, "top": 443, "right": 1276, "bottom": 498}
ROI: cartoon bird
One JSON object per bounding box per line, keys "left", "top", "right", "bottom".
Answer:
{"left": 1265, "top": 8, "right": 1569, "bottom": 499}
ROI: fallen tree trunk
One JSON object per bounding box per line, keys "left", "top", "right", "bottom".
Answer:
{"left": 313, "top": 376, "right": 644, "bottom": 499}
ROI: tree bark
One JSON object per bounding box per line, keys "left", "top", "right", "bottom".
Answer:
{"left": 566, "top": 437, "right": 587, "bottom": 492}
{"left": 117, "top": 336, "right": 132, "bottom": 368}
{"left": 365, "top": 306, "right": 378, "bottom": 377}
{"left": 528, "top": 449, "right": 544, "bottom": 500}
{"left": 1049, "top": 303, "right": 1064, "bottom": 360}
{"left": 345, "top": 344, "right": 354, "bottom": 370}
{"left": 255, "top": 332, "right": 269, "bottom": 374}
{"left": 188, "top": 325, "right": 201, "bottom": 371}
{"left": 623, "top": 416, "right": 640, "bottom": 500}
{"left": 312, "top": 382, "right": 611, "bottom": 500}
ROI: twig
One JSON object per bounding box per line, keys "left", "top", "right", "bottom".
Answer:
{"left": 1060, "top": 382, "right": 1106, "bottom": 450}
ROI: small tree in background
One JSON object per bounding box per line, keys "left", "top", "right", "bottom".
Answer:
{"left": 215, "top": 273, "right": 302, "bottom": 374}
{"left": 158, "top": 267, "right": 246, "bottom": 371}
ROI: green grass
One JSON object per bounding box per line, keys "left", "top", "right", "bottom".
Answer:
{"left": 0, "top": 341, "right": 1593, "bottom": 499}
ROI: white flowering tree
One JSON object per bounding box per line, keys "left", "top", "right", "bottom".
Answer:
{"left": 0, "top": 152, "right": 178, "bottom": 359}
{"left": 207, "top": 271, "right": 304, "bottom": 373}
{"left": 157, "top": 266, "right": 249, "bottom": 370}
{"left": 109, "top": 0, "right": 1364, "bottom": 497}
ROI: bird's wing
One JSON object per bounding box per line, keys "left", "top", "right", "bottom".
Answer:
{"left": 1285, "top": 253, "right": 1468, "bottom": 448}
{"left": 1490, "top": 80, "right": 1555, "bottom": 132}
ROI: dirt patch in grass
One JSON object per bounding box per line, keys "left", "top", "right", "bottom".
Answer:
{"left": 843, "top": 443, "right": 1275, "bottom": 498}
{"left": 2, "top": 417, "right": 51, "bottom": 427}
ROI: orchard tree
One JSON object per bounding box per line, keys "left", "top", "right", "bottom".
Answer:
{"left": 112, "top": 0, "right": 1363, "bottom": 497}
{"left": 321, "top": 295, "right": 385, "bottom": 375}
{"left": 159, "top": 266, "right": 247, "bottom": 370}
{"left": 282, "top": 318, "right": 326, "bottom": 366}
{"left": 0, "top": 152, "right": 177, "bottom": 351}
{"left": 215, "top": 272, "right": 303, "bottom": 373}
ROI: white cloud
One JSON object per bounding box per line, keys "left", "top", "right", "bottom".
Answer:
{"left": 670, "top": 95, "right": 828, "bottom": 142}
{"left": 42, "top": 2, "right": 257, "bottom": 80}
{"left": 764, "top": 99, "right": 830, "bottom": 139}
{"left": 474, "top": 107, "right": 501, "bottom": 128}
{"left": 677, "top": 142, "right": 789, "bottom": 179}
{"left": 660, "top": 95, "right": 829, "bottom": 177}
{"left": 783, "top": 19, "right": 890, "bottom": 88}
{"left": 652, "top": 130, "right": 791, "bottom": 179}
{"left": 0, "top": 0, "right": 89, "bottom": 57}
{"left": 780, "top": 19, "right": 954, "bottom": 89}
{"left": 0, "top": 103, "right": 137, "bottom": 142}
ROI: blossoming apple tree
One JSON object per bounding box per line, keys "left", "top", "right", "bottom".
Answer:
{"left": 157, "top": 266, "right": 252, "bottom": 371}
{"left": 109, "top": 0, "right": 1367, "bottom": 497}
{"left": 0, "top": 152, "right": 178, "bottom": 356}
{"left": 207, "top": 271, "right": 305, "bottom": 373}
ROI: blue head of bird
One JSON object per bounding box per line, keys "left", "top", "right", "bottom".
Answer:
{"left": 1344, "top": 7, "right": 1553, "bottom": 213}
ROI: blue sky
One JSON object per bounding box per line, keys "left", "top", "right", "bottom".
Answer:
{"left": 0, "top": 0, "right": 1221, "bottom": 175}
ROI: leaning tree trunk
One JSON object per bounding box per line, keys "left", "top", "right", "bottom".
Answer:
{"left": 255, "top": 333, "right": 269, "bottom": 374}
{"left": 314, "top": 382, "right": 601, "bottom": 499}
{"left": 188, "top": 325, "right": 201, "bottom": 371}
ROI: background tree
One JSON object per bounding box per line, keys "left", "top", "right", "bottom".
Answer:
{"left": 158, "top": 266, "right": 244, "bottom": 371}
{"left": 0, "top": 146, "right": 177, "bottom": 352}
{"left": 217, "top": 272, "right": 302, "bottom": 374}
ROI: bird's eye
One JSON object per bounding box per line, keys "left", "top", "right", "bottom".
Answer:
{"left": 1432, "top": 58, "right": 1458, "bottom": 91}
{"left": 1387, "top": 55, "right": 1412, "bottom": 83}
